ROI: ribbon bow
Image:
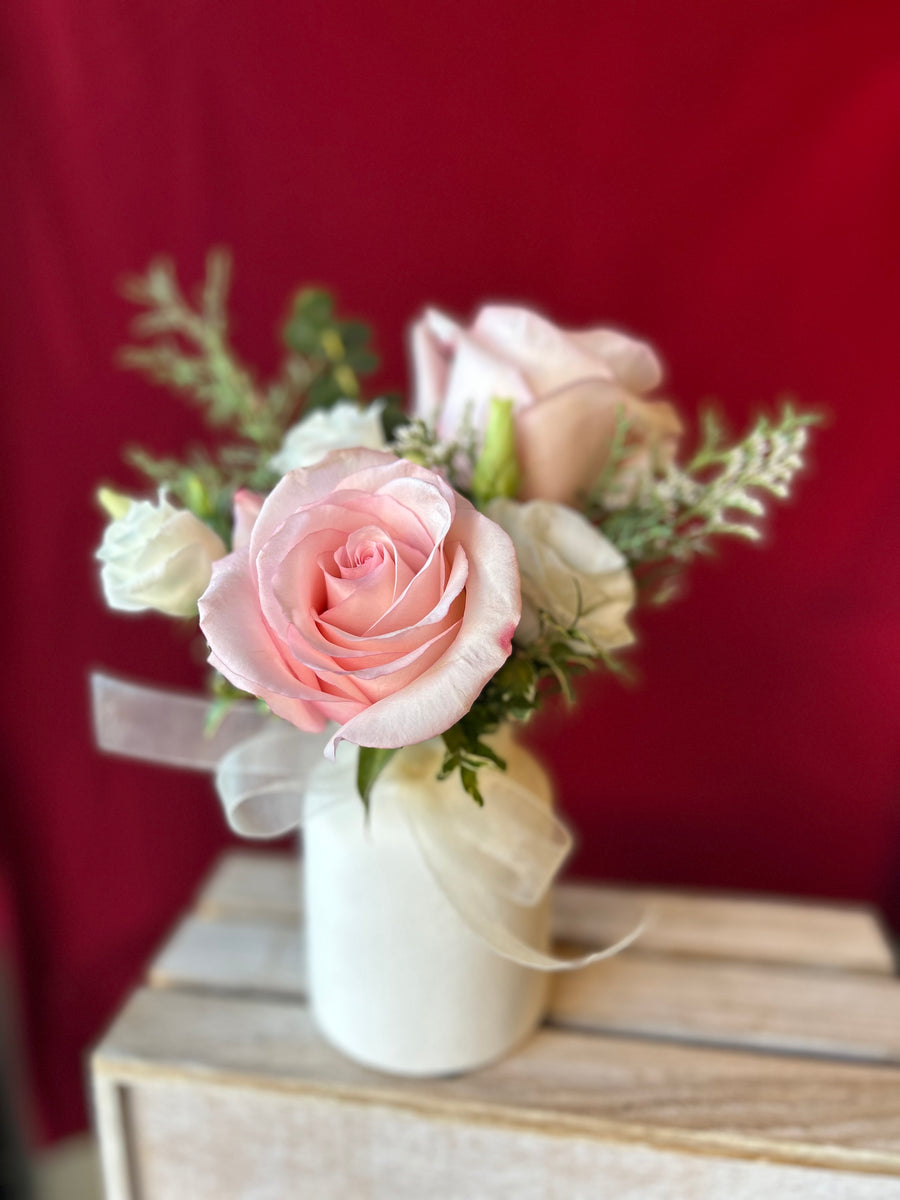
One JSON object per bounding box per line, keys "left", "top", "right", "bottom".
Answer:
{"left": 91, "top": 671, "right": 645, "bottom": 970}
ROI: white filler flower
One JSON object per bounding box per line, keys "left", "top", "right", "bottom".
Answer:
{"left": 97, "top": 489, "right": 226, "bottom": 618}
{"left": 270, "top": 400, "right": 388, "bottom": 474}
{"left": 487, "top": 498, "right": 635, "bottom": 652}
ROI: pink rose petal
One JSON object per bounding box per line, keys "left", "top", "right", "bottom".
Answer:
{"left": 409, "top": 304, "right": 681, "bottom": 508}
{"left": 199, "top": 450, "right": 520, "bottom": 752}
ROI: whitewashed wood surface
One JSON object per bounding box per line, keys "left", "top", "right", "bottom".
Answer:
{"left": 93, "top": 850, "right": 900, "bottom": 1200}
{"left": 195, "top": 849, "right": 895, "bottom": 972}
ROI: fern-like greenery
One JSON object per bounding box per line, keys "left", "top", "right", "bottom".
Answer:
{"left": 118, "top": 250, "right": 380, "bottom": 529}
{"left": 593, "top": 404, "right": 818, "bottom": 602}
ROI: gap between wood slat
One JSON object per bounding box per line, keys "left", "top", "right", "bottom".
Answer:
{"left": 94, "top": 987, "right": 900, "bottom": 1179}
{"left": 193, "top": 851, "right": 896, "bottom": 974}
{"left": 149, "top": 914, "right": 900, "bottom": 1067}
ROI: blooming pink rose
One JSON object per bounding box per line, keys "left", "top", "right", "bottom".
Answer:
{"left": 199, "top": 449, "right": 520, "bottom": 755}
{"left": 411, "top": 305, "right": 683, "bottom": 507}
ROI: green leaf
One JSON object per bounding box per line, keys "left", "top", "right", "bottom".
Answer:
{"left": 379, "top": 399, "right": 411, "bottom": 441}
{"left": 490, "top": 654, "right": 537, "bottom": 708}
{"left": 282, "top": 319, "right": 320, "bottom": 356}
{"left": 345, "top": 348, "right": 380, "bottom": 374}
{"left": 296, "top": 288, "right": 334, "bottom": 325}
{"left": 282, "top": 290, "right": 334, "bottom": 356}
{"left": 460, "top": 766, "right": 485, "bottom": 806}
{"left": 356, "top": 745, "right": 399, "bottom": 811}
{"left": 306, "top": 375, "right": 344, "bottom": 410}
{"left": 469, "top": 738, "right": 506, "bottom": 770}
{"left": 339, "top": 320, "right": 372, "bottom": 349}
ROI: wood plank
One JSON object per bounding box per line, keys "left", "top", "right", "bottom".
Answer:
{"left": 92, "top": 1075, "right": 134, "bottom": 1200}
{"left": 150, "top": 914, "right": 900, "bottom": 1064}
{"left": 194, "top": 851, "right": 896, "bottom": 973}
{"left": 195, "top": 851, "right": 300, "bottom": 927}
{"left": 123, "top": 1077, "right": 900, "bottom": 1200}
{"left": 97, "top": 851, "right": 900, "bottom": 1196}
{"left": 550, "top": 953, "right": 900, "bottom": 1061}
{"left": 94, "top": 986, "right": 900, "bottom": 1178}
{"left": 556, "top": 883, "right": 896, "bottom": 975}
{"left": 150, "top": 916, "right": 304, "bottom": 997}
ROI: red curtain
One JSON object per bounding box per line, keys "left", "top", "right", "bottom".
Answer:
{"left": 2, "top": 0, "right": 899, "bottom": 1141}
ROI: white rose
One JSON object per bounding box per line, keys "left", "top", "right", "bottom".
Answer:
{"left": 97, "top": 490, "right": 226, "bottom": 618}
{"left": 269, "top": 400, "right": 388, "bottom": 474}
{"left": 487, "top": 498, "right": 635, "bottom": 651}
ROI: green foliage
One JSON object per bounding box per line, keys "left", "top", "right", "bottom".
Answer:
{"left": 282, "top": 288, "right": 380, "bottom": 410}
{"left": 438, "top": 722, "right": 506, "bottom": 807}
{"left": 351, "top": 655, "right": 540, "bottom": 809}
{"left": 118, "top": 250, "right": 381, "bottom": 538}
{"left": 124, "top": 444, "right": 253, "bottom": 542}
{"left": 357, "top": 745, "right": 399, "bottom": 812}
{"left": 586, "top": 405, "right": 631, "bottom": 504}
{"left": 378, "top": 397, "right": 412, "bottom": 442}
{"left": 486, "top": 653, "right": 541, "bottom": 720}
{"left": 528, "top": 606, "right": 632, "bottom": 704}
{"left": 433, "top": 620, "right": 632, "bottom": 804}
{"left": 120, "top": 250, "right": 273, "bottom": 439}
{"left": 593, "top": 403, "right": 819, "bottom": 602}
{"left": 392, "top": 416, "right": 478, "bottom": 485}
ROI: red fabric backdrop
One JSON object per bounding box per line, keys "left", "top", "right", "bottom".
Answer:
{"left": 2, "top": 0, "right": 900, "bottom": 1141}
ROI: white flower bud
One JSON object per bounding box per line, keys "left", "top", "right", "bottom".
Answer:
{"left": 96, "top": 490, "right": 226, "bottom": 618}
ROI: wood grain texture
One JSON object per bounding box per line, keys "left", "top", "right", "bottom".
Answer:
{"left": 123, "top": 1078, "right": 900, "bottom": 1200}
{"left": 195, "top": 851, "right": 896, "bottom": 973}
{"left": 95, "top": 986, "right": 900, "bottom": 1178}
{"left": 555, "top": 884, "right": 896, "bottom": 974}
{"left": 195, "top": 852, "right": 300, "bottom": 927}
{"left": 151, "top": 915, "right": 304, "bottom": 997}
{"left": 94, "top": 850, "right": 900, "bottom": 1199}
{"left": 151, "top": 913, "right": 900, "bottom": 1065}
{"left": 550, "top": 953, "right": 900, "bottom": 1062}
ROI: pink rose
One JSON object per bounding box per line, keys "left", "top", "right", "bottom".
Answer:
{"left": 411, "top": 305, "right": 683, "bottom": 507}
{"left": 199, "top": 449, "right": 520, "bottom": 754}
{"left": 231, "top": 488, "right": 265, "bottom": 551}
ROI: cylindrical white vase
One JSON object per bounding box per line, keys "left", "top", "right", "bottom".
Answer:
{"left": 302, "top": 730, "right": 553, "bottom": 1076}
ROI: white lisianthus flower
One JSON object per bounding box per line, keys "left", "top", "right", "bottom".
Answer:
{"left": 96, "top": 489, "right": 226, "bottom": 618}
{"left": 269, "top": 400, "right": 388, "bottom": 474}
{"left": 487, "top": 498, "right": 635, "bottom": 652}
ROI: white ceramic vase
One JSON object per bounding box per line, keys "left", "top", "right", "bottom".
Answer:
{"left": 302, "top": 729, "right": 554, "bottom": 1076}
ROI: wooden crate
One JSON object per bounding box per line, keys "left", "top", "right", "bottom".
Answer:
{"left": 92, "top": 851, "right": 900, "bottom": 1199}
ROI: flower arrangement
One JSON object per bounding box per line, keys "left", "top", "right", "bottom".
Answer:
{"left": 96, "top": 250, "right": 816, "bottom": 808}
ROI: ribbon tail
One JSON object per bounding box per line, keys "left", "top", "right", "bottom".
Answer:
{"left": 91, "top": 670, "right": 335, "bottom": 838}
{"left": 90, "top": 670, "right": 269, "bottom": 769}
{"left": 404, "top": 781, "right": 648, "bottom": 972}
{"left": 94, "top": 677, "right": 647, "bottom": 965}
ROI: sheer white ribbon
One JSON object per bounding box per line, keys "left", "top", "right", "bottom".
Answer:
{"left": 91, "top": 671, "right": 646, "bottom": 970}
